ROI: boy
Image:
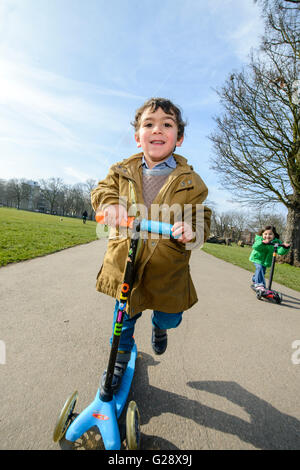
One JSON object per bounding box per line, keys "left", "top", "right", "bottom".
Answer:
{"left": 91, "top": 97, "right": 211, "bottom": 391}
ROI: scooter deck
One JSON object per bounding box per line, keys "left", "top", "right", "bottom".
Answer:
{"left": 65, "top": 343, "right": 137, "bottom": 449}
{"left": 251, "top": 284, "right": 282, "bottom": 303}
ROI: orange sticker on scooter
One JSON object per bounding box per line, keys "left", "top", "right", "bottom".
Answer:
{"left": 92, "top": 413, "right": 109, "bottom": 421}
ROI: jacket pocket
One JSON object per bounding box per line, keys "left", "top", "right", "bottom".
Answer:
{"left": 105, "top": 237, "right": 130, "bottom": 274}
{"left": 174, "top": 178, "right": 194, "bottom": 193}
{"left": 162, "top": 238, "right": 188, "bottom": 257}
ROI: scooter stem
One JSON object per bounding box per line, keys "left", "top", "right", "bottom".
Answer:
{"left": 100, "top": 219, "right": 141, "bottom": 401}
{"left": 267, "top": 243, "right": 279, "bottom": 290}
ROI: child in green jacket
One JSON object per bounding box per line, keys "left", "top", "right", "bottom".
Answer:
{"left": 249, "top": 225, "right": 290, "bottom": 290}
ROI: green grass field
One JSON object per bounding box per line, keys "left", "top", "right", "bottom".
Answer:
{"left": 0, "top": 207, "right": 108, "bottom": 266}
{"left": 1, "top": 208, "right": 299, "bottom": 293}
{"left": 202, "top": 242, "right": 300, "bottom": 292}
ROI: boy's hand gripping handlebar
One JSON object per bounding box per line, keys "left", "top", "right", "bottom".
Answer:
{"left": 95, "top": 212, "right": 175, "bottom": 238}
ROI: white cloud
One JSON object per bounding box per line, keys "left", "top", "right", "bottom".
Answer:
{"left": 226, "top": 20, "right": 264, "bottom": 62}
{"left": 64, "top": 166, "right": 93, "bottom": 183}
{"left": 0, "top": 57, "right": 142, "bottom": 185}
{"left": 0, "top": 59, "right": 131, "bottom": 130}
{"left": 218, "top": 1, "right": 264, "bottom": 62}
{"left": 0, "top": 58, "right": 140, "bottom": 184}
{"left": 0, "top": 0, "right": 266, "bottom": 187}
{"left": 206, "top": 185, "right": 245, "bottom": 212}
{"left": 168, "top": 0, "right": 264, "bottom": 64}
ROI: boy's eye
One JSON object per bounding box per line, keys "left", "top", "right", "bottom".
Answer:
{"left": 143, "top": 122, "right": 173, "bottom": 128}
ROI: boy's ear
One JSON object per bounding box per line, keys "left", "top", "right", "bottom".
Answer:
{"left": 176, "top": 135, "right": 184, "bottom": 147}
{"left": 135, "top": 133, "right": 141, "bottom": 148}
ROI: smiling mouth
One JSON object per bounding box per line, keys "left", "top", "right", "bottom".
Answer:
{"left": 150, "top": 140, "right": 165, "bottom": 144}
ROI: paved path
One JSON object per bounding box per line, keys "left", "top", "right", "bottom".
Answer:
{"left": 1, "top": 240, "right": 300, "bottom": 450}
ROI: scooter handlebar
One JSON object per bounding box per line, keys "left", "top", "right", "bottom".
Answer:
{"left": 96, "top": 213, "right": 174, "bottom": 238}
{"left": 263, "top": 242, "right": 286, "bottom": 248}
{"left": 139, "top": 219, "right": 174, "bottom": 237}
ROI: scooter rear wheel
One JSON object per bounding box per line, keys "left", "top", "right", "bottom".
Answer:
{"left": 53, "top": 391, "right": 78, "bottom": 442}
{"left": 126, "top": 400, "right": 141, "bottom": 450}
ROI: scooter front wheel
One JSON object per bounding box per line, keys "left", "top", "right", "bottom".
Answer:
{"left": 126, "top": 400, "right": 141, "bottom": 450}
{"left": 53, "top": 391, "right": 78, "bottom": 442}
{"left": 256, "top": 290, "right": 263, "bottom": 300}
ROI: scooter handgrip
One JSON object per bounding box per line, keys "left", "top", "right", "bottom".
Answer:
{"left": 140, "top": 219, "right": 174, "bottom": 238}
{"left": 95, "top": 212, "right": 134, "bottom": 228}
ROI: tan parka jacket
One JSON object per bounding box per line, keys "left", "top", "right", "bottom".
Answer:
{"left": 91, "top": 153, "right": 211, "bottom": 317}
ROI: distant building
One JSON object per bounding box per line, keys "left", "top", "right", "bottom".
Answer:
{"left": 26, "top": 181, "right": 39, "bottom": 210}
{"left": 240, "top": 229, "right": 255, "bottom": 245}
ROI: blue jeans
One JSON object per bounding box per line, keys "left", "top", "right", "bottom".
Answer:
{"left": 252, "top": 263, "right": 266, "bottom": 287}
{"left": 110, "top": 300, "right": 183, "bottom": 352}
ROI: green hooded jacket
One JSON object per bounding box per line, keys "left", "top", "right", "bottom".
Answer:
{"left": 249, "top": 235, "right": 290, "bottom": 268}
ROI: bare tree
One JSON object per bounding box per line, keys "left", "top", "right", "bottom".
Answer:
{"left": 4, "top": 179, "right": 32, "bottom": 210}
{"left": 255, "top": 0, "right": 300, "bottom": 10}
{"left": 248, "top": 210, "right": 287, "bottom": 236}
{"left": 70, "top": 183, "right": 86, "bottom": 216}
{"left": 210, "top": 211, "right": 233, "bottom": 238}
{"left": 209, "top": 0, "right": 300, "bottom": 265}
{"left": 230, "top": 211, "right": 250, "bottom": 241}
{"left": 84, "top": 179, "right": 97, "bottom": 219}
{"left": 84, "top": 179, "right": 97, "bottom": 194}
{"left": 56, "top": 184, "right": 69, "bottom": 216}
{"left": 0, "top": 179, "right": 6, "bottom": 205}
{"left": 39, "top": 178, "right": 64, "bottom": 214}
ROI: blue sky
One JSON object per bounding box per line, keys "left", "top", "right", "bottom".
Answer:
{"left": 0, "top": 0, "right": 266, "bottom": 212}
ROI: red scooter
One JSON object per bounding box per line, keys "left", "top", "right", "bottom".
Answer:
{"left": 251, "top": 243, "right": 285, "bottom": 304}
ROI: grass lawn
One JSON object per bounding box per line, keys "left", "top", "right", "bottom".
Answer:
{"left": 0, "top": 207, "right": 108, "bottom": 266}
{"left": 202, "top": 242, "right": 300, "bottom": 293}
{"left": 1, "top": 208, "right": 299, "bottom": 293}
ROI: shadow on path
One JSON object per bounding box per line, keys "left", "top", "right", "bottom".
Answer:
{"left": 59, "top": 352, "right": 300, "bottom": 450}
{"left": 280, "top": 293, "right": 300, "bottom": 310}
{"left": 131, "top": 353, "right": 300, "bottom": 450}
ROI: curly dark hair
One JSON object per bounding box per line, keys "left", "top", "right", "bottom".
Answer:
{"left": 131, "top": 97, "right": 186, "bottom": 139}
{"left": 258, "top": 225, "right": 280, "bottom": 239}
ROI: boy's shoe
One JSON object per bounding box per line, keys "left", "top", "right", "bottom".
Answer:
{"left": 100, "top": 351, "right": 130, "bottom": 393}
{"left": 255, "top": 285, "right": 265, "bottom": 291}
{"left": 151, "top": 317, "right": 168, "bottom": 355}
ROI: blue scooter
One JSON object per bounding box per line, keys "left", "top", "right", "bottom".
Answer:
{"left": 53, "top": 218, "right": 174, "bottom": 450}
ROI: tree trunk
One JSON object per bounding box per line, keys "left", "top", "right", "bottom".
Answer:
{"left": 281, "top": 196, "right": 300, "bottom": 267}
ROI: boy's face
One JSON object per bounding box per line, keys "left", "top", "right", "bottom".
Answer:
{"left": 135, "top": 107, "right": 184, "bottom": 168}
